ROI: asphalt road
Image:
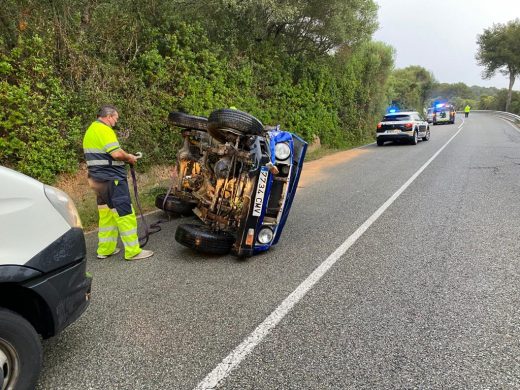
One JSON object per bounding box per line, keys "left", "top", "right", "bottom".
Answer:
{"left": 37, "top": 112, "right": 520, "bottom": 389}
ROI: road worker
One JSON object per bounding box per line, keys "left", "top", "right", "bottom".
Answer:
{"left": 83, "top": 105, "right": 154, "bottom": 260}
{"left": 464, "top": 104, "right": 471, "bottom": 118}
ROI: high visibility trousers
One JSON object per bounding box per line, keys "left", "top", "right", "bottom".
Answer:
{"left": 97, "top": 205, "right": 141, "bottom": 259}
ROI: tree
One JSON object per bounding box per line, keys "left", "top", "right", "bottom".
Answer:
{"left": 476, "top": 19, "right": 520, "bottom": 112}
{"left": 387, "top": 66, "right": 435, "bottom": 112}
{"left": 179, "top": 0, "right": 378, "bottom": 56}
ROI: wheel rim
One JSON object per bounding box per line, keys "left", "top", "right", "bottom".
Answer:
{"left": 0, "top": 338, "right": 20, "bottom": 390}
{"left": 414, "top": 132, "right": 417, "bottom": 143}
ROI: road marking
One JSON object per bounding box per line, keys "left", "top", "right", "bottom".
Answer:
{"left": 194, "top": 122, "right": 466, "bottom": 390}
{"left": 500, "top": 118, "right": 520, "bottom": 133}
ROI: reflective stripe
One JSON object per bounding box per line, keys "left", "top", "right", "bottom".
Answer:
{"left": 104, "top": 142, "right": 120, "bottom": 152}
{"left": 86, "top": 160, "right": 125, "bottom": 166}
{"left": 87, "top": 160, "right": 109, "bottom": 166}
{"left": 83, "top": 148, "right": 105, "bottom": 154}
{"left": 98, "top": 205, "right": 110, "bottom": 210}
{"left": 99, "top": 236, "right": 118, "bottom": 243}
{"left": 123, "top": 239, "right": 139, "bottom": 247}
{"left": 99, "top": 226, "right": 117, "bottom": 232}
{"left": 120, "top": 228, "right": 137, "bottom": 237}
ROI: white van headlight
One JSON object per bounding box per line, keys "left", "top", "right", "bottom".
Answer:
{"left": 275, "top": 142, "right": 291, "bottom": 160}
{"left": 44, "top": 185, "right": 83, "bottom": 228}
{"left": 257, "top": 227, "right": 274, "bottom": 244}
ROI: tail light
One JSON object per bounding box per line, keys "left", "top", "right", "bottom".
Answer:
{"left": 377, "top": 122, "right": 382, "bottom": 129}
{"left": 404, "top": 122, "right": 413, "bottom": 129}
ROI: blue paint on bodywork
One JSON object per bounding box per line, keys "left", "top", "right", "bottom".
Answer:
{"left": 251, "top": 129, "right": 307, "bottom": 254}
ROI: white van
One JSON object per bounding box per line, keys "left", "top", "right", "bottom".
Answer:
{"left": 0, "top": 166, "right": 92, "bottom": 389}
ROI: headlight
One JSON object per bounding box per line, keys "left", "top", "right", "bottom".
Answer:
{"left": 44, "top": 185, "right": 83, "bottom": 228}
{"left": 275, "top": 142, "right": 291, "bottom": 160}
{"left": 257, "top": 227, "right": 274, "bottom": 244}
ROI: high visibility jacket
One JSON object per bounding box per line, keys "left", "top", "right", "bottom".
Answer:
{"left": 83, "top": 120, "right": 127, "bottom": 181}
{"left": 464, "top": 105, "right": 471, "bottom": 113}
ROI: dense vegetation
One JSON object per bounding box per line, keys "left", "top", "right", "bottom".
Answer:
{"left": 0, "top": 0, "right": 393, "bottom": 183}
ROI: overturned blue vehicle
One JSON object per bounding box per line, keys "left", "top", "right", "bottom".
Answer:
{"left": 167, "top": 109, "right": 307, "bottom": 257}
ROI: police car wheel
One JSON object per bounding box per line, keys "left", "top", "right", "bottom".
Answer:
{"left": 411, "top": 131, "right": 418, "bottom": 145}
{"left": 168, "top": 112, "right": 208, "bottom": 131}
{"left": 0, "top": 308, "right": 42, "bottom": 390}
{"left": 377, "top": 139, "right": 384, "bottom": 146}
{"left": 422, "top": 129, "right": 430, "bottom": 141}
{"left": 155, "top": 193, "right": 196, "bottom": 215}
{"left": 175, "top": 223, "right": 235, "bottom": 255}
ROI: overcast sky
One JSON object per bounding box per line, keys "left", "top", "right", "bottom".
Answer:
{"left": 373, "top": 0, "right": 520, "bottom": 90}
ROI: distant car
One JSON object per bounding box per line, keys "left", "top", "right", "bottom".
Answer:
{"left": 426, "top": 107, "right": 434, "bottom": 123}
{"left": 376, "top": 111, "right": 430, "bottom": 146}
{"left": 432, "top": 103, "right": 455, "bottom": 125}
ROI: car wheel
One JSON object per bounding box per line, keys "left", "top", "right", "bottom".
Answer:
{"left": 208, "top": 109, "right": 263, "bottom": 143}
{"left": 155, "top": 193, "right": 196, "bottom": 215}
{"left": 411, "top": 131, "right": 418, "bottom": 145}
{"left": 0, "top": 308, "right": 42, "bottom": 390}
{"left": 175, "top": 223, "right": 236, "bottom": 255}
{"left": 377, "top": 139, "right": 384, "bottom": 146}
{"left": 168, "top": 112, "right": 208, "bottom": 131}
{"left": 422, "top": 129, "right": 430, "bottom": 141}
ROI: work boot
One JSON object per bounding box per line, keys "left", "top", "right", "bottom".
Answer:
{"left": 97, "top": 247, "right": 121, "bottom": 259}
{"left": 126, "top": 249, "right": 154, "bottom": 261}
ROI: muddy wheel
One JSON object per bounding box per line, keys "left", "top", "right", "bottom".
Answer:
{"left": 168, "top": 112, "right": 208, "bottom": 131}
{"left": 175, "top": 224, "right": 235, "bottom": 255}
{"left": 155, "top": 193, "right": 196, "bottom": 215}
{"left": 208, "top": 109, "right": 263, "bottom": 143}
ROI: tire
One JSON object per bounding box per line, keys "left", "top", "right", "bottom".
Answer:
{"left": 377, "top": 139, "right": 384, "bottom": 146}
{"left": 175, "top": 223, "right": 235, "bottom": 255}
{"left": 168, "top": 112, "right": 208, "bottom": 131}
{"left": 208, "top": 109, "right": 263, "bottom": 143}
{"left": 0, "top": 308, "right": 42, "bottom": 390}
{"left": 411, "top": 131, "right": 418, "bottom": 145}
{"left": 155, "top": 193, "right": 196, "bottom": 215}
{"left": 422, "top": 128, "right": 430, "bottom": 141}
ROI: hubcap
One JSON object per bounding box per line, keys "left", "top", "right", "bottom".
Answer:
{"left": 0, "top": 339, "right": 20, "bottom": 390}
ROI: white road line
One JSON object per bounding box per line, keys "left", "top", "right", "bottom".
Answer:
{"left": 194, "top": 121, "right": 466, "bottom": 390}
{"left": 500, "top": 118, "right": 520, "bottom": 133}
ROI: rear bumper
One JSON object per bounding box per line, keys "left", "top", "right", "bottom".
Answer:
{"left": 376, "top": 133, "right": 414, "bottom": 142}
{"left": 25, "top": 258, "right": 92, "bottom": 337}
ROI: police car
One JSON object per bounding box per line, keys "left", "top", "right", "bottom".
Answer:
{"left": 432, "top": 103, "right": 456, "bottom": 125}
{"left": 376, "top": 111, "right": 430, "bottom": 146}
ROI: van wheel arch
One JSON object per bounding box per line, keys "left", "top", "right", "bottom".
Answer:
{"left": 0, "top": 285, "right": 55, "bottom": 338}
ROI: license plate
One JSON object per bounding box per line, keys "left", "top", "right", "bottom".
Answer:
{"left": 252, "top": 167, "right": 269, "bottom": 216}
{"left": 387, "top": 130, "right": 400, "bottom": 134}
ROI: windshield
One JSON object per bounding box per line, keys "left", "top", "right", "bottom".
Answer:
{"left": 383, "top": 114, "right": 411, "bottom": 121}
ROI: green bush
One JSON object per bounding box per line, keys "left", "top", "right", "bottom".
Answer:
{"left": 0, "top": 36, "right": 82, "bottom": 183}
